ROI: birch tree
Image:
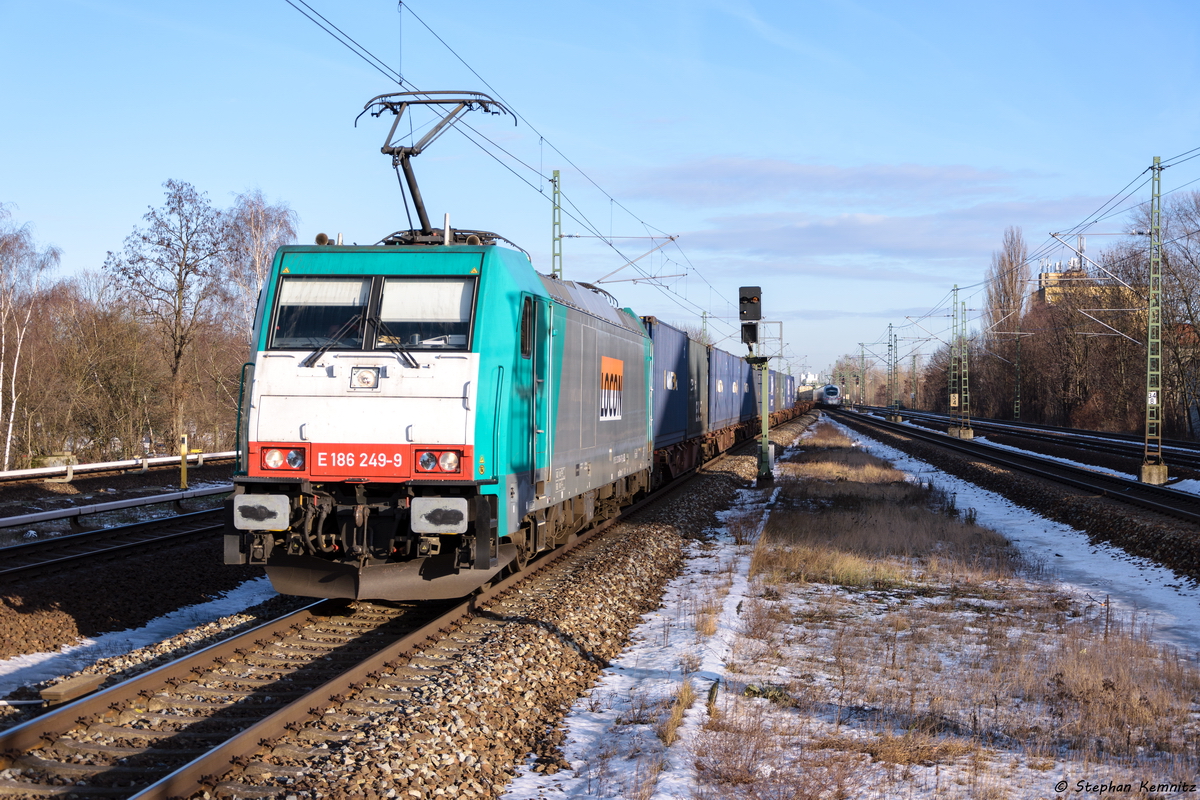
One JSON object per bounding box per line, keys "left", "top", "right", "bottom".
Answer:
{"left": 228, "top": 189, "right": 298, "bottom": 337}
{"left": 0, "top": 205, "right": 60, "bottom": 469}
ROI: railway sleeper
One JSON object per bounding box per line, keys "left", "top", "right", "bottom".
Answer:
{"left": 111, "top": 710, "right": 254, "bottom": 727}
{"left": 0, "top": 777, "right": 128, "bottom": 796}
{"left": 145, "top": 696, "right": 244, "bottom": 712}
{"left": 15, "top": 752, "right": 144, "bottom": 777}
{"left": 340, "top": 699, "right": 398, "bottom": 713}
{"left": 356, "top": 687, "right": 416, "bottom": 702}
{"left": 318, "top": 712, "right": 372, "bottom": 726}
{"left": 296, "top": 728, "right": 355, "bottom": 743}
{"left": 54, "top": 738, "right": 208, "bottom": 760}
{"left": 214, "top": 779, "right": 285, "bottom": 799}
{"left": 84, "top": 723, "right": 227, "bottom": 743}
{"left": 406, "top": 654, "right": 453, "bottom": 668}
{"left": 247, "top": 758, "right": 310, "bottom": 778}
{"left": 172, "top": 683, "right": 310, "bottom": 700}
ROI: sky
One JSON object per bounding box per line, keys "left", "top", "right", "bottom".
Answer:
{"left": 3, "top": 0, "right": 1200, "bottom": 374}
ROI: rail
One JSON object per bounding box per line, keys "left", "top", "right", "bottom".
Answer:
{"left": 0, "top": 485, "right": 232, "bottom": 529}
{"left": 0, "top": 440, "right": 733, "bottom": 797}
{"left": 0, "top": 451, "right": 236, "bottom": 483}
{"left": 853, "top": 406, "right": 1200, "bottom": 451}
{"left": 831, "top": 409, "right": 1200, "bottom": 525}
{"left": 850, "top": 406, "right": 1200, "bottom": 471}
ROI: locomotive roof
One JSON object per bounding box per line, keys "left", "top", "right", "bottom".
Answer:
{"left": 538, "top": 275, "right": 645, "bottom": 336}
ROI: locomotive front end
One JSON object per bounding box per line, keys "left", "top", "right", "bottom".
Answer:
{"left": 225, "top": 246, "right": 514, "bottom": 600}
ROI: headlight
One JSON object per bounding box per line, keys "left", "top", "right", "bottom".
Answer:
{"left": 418, "top": 451, "right": 438, "bottom": 471}
{"left": 262, "top": 447, "right": 305, "bottom": 470}
{"left": 350, "top": 366, "right": 379, "bottom": 389}
{"left": 438, "top": 451, "right": 459, "bottom": 472}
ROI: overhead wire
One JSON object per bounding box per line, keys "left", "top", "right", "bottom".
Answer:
{"left": 285, "top": 0, "right": 403, "bottom": 83}
{"left": 395, "top": 2, "right": 737, "bottom": 330}
{"left": 287, "top": 0, "right": 735, "bottom": 333}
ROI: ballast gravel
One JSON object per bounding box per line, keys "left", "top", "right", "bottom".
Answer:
{"left": 0, "top": 413, "right": 817, "bottom": 797}
{"left": 201, "top": 415, "right": 817, "bottom": 800}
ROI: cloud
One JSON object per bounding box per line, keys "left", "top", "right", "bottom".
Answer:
{"left": 623, "top": 157, "right": 1034, "bottom": 209}
{"left": 677, "top": 196, "right": 1106, "bottom": 264}
{"left": 679, "top": 251, "right": 951, "bottom": 285}
{"left": 776, "top": 305, "right": 940, "bottom": 321}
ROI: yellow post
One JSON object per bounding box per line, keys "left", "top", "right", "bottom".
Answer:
{"left": 179, "top": 434, "right": 188, "bottom": 490}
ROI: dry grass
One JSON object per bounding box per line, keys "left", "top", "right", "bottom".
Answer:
{"left": 692, "top": 700, "right": 877, "bottom": 799}
{"left": 689, "top": 591, "right": 721, "bottom": 639}
{"left": 981, "top": 606, "right": 1200, "bottom": 756}
{"left": 690, "top": 420, "right": 1200, "bottom": 797}
{"left": 776, "top": 452, "right": 907, "bottom": 484}
{"left": 628, "top": 754, "right": 665, "bottom": 800}
{"left": 813, "top": 729, "right": 980, "bottom": 765}
{"left": 657, "top": 679, "right": 697, "bottom": 745}
{"left": 756, "top": 424, "right": 1019, "bottom": 588}
{"left": 725, "top": 511, "right": 760, "bottom": 545}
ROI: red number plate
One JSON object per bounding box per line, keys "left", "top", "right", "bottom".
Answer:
{"left": 310, "top": 445, "right": 408, "bottom": 477}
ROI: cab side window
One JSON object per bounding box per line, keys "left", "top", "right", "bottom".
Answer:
{"left": 520, "top": 297, "right": 534, "bottom": 358}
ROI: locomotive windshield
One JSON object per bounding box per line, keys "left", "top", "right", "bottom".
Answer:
{"left": 268, "top": 275, "right": 476, "bottom": 352}
{"left": 271, "top": 278, "right": 371, "bottom": 349}
{"left": 378, "top": 277, "right": 474, "bottom": 349}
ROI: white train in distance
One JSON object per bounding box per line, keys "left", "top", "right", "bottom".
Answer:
{"left": 812, "top": 384, "right": 842, "bottom": 406}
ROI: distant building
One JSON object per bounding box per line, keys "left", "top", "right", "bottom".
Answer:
{"left": 1034, "top": 259, "right": 1139, "bottom": 308}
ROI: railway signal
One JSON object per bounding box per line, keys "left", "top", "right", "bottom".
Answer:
{"left": 739, "top": 287, "right": 761, "bottom": 321}
{"left": 740, "top": 285, "right": 771, "bottom": 484}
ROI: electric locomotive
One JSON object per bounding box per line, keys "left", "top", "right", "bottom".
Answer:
{"left": 225, "top": 92, "right": 653, "bottom": 600}
{"left": 225, "top": 232, "right": 652, "bottom": 600}
{"left": 224, "top": 90, "right": 804, "bottom": 601}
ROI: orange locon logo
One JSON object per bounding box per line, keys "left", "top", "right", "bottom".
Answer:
{"left": 600, "top": 356, "right": 624, "bottom": 420}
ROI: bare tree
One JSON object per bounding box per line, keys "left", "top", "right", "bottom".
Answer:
{"left": 0, "top": 205, "right": 60, "bottom": 468}
{"left": 979, "top": 226, "right": 1030, "bottom": 419}
{"left": 104, "top": 180, "right": 232, "bottom": 447}
{"left": 228, "top": 189, "right": 298, "bottom": 337}
{"left": 29, "top": 273, "right": 168, "bottom": 461}
{"left": 672, "top": 322, "right": 714, "bottom": 346}
{"left": 1156, "top": 191, "right": 1200, "bottom": 435}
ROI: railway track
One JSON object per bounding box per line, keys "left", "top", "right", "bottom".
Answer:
{"left": 854, "top": 405, "right": 1200, "bottom": 473}
{"left": 830, "top": 408, "right": 1200, "bottom": 524}
{"left": 0, "top": 417, "right": 794, "bottom": 800}
{"left": 0, "top": 598, "right": 444, "bottom": 797}
{"left": 0, "top": 455, "right": 235, "bottom": 489}
{"left": 0, "top": 510, "right": 223, "bottom": 581}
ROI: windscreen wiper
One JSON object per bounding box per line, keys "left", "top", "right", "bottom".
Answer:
{"left": 301, "top": 310, "right": 366, "bottom": 368}
{"left": 371, "top": 316, "right": 420, "bottom": 369}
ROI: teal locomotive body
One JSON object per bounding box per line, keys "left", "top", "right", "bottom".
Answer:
{"left": 225, "top": 235, "right": 653, "bottom": 600}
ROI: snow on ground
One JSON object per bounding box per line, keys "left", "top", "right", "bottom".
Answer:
{"left": 0, "top": 577, "right": 277, "bottom": 699}
{"left": 970, "top": 436, "right": 1137, "bottom": 481}
{"left": 850, "top": 424, "right": 1200, "bottom": 652}
{"left": 898, "top": 416, "right": 1200, "bottom": 497}
{"left": 4, "top": 418, "right": 1200, "bottom": 795}
{"left": 501, "top": 420, "right": 1200, "bottom": 800}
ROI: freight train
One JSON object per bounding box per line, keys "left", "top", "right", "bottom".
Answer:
{"left": 222, "top": 90, "right": 802, "bottom": 601}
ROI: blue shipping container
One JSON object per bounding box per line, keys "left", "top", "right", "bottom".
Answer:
{"left": 642, "top": 317, "right": 690, "bottom": 448}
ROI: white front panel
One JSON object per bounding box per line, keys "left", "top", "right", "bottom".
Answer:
{"left": 250, "top": 352, "right": 478, "bottom": 445}
{"left": 257, "top": 395, "right": 470, "bottom": 444}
